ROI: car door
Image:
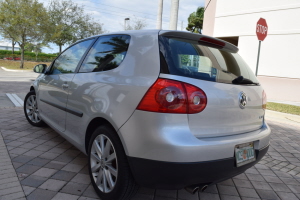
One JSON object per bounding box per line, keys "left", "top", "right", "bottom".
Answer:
{"left": 64, "top": 35, "right": 131, "bottom": 149}
{"left": 37, "top": 39, "right": 95, "bottom": 132}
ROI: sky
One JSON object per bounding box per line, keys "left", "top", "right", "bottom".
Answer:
{"left": 39, "top": 0, "right": 205, "bottom": 53}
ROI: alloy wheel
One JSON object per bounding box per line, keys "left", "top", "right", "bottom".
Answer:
{"left": 25, "top": 94, "right": 41, "bottom": 123}
{"left": 90, "top": 134, "right": 118, "bottom": 193}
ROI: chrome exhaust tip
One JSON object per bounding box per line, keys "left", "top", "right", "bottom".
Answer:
{"left": 200, "top": 185, "right": 208, "bottom": 192}
{"left": 184, "top": 186, "right": 200, "bottom": 194}
{"left": 185, "top": 184, "right": 209, "bottom": 194}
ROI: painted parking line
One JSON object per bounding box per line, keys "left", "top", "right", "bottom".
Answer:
{"left": 5, "top": 93, "right": 23, "bottom": 107}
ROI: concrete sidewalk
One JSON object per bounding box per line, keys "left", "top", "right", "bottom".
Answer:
{"left": 266, "top": 110, "right": 300, "bottom": 127}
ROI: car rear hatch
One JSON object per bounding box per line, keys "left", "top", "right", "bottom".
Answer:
{"left": 159, "top": 31, "right": 265, "bottom": 138}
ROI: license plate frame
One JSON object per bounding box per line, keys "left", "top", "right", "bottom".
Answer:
{"left": 235, "top": 142, "right": 256, "bottom": 167}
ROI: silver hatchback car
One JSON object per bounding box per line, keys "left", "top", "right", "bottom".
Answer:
{"left": 24, "top": 30, "right": 271, "bottom": 200}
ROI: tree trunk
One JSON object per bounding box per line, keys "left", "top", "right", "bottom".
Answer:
{"left": 35, "top": 46, "right": 38, "bottom": 61}
{"left": 12, "top": 40, "right": 15, "bottom": 54}
{"left": 59, "top": 45, "right": 62, "bottom": 53}
{"left": 20, "top": 46, "right": 24, "bottom": 69}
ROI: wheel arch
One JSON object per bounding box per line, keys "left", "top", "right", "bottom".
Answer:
{"left": 85, "top": 117, "right": 122, "bottom": 154}
{"left": 30, "top": 86, "right": 35, "bottom": 91}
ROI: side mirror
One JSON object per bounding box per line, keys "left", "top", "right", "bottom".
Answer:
{"left": 33, "top": 64, "right": 47, "bottom": 73}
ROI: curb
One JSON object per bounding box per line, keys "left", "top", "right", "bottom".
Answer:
{"left": 265, "top": 109, "right": 300, "bottom": 127}
{"left": 1, "top": 66, "right": 28, "bottom": 72}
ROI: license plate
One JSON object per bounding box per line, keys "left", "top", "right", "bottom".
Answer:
{"left": 235, "top": 142, "right": 256, "bottom": 167}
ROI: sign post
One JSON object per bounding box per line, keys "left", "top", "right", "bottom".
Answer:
{"left": 255, "top": 18, "right": 268, "bottom": 76}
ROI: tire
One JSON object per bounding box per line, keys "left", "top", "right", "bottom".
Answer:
{"left": 24, "top": 90, "right": 46, "bottom": 127}
{"left": 88, "top": 126, "right": 139, "bottom": 200}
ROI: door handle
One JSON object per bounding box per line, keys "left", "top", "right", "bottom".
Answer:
{"left": 62, "top": 84, "right": 69, "bottom": 89}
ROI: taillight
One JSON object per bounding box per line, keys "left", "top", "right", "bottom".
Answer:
{"left": 137, "top": 78, "right": 207, "bottom": 114}
{"left": 262, "top": 90, "right": 267, "bottom": 109}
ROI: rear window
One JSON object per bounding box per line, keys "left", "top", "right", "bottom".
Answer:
{"left": 159, "top": 36, "right": 259, "bottom": 85}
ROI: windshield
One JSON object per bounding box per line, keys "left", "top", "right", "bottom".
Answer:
{"left": 159, "top": 36, "right": 259, "bottom": 85}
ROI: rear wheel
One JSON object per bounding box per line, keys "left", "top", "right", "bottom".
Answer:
{"left": 24, "top": 91, "right": 45, "bottom": 127}
{"left": 88, "top": 126, "right": 139, "bottom": 200}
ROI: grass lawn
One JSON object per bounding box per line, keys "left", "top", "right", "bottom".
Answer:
{"left": 0, "top": 59, "right": 51, "bottom": 70}
{"left": 267, "top": 102, "right": 300, "bottom": 116}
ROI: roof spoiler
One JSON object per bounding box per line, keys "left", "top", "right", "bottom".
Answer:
{"left": 159, "top": 30, "right": 239, "bottom": 53}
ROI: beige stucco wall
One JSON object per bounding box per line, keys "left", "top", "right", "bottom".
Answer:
{"left": 202, "top": 0, "right": 216, "bottom": 36}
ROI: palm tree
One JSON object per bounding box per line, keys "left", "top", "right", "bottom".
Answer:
{"left": 186, "top": 7, "right": 204, "bottom": 34}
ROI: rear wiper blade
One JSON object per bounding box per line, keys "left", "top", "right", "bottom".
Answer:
{"left": 232, "top": 76, "right": 258, "bottom": 85}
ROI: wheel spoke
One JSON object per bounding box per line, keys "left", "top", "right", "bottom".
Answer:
{"left": 27, "top": 97, "right": 33, "bottom": 105}
{"left": 27, "top": 110, "right": 33, "bottom": 116}
{"left": 30, "top": 96, "right": 35, "bottom": 105}
{"left": 33, "top": 113, "right": 38, "bottom": 122}
{"left": 96, "top": 168, "right": 103, "bottom": 186}
{"left": 91, "top": 152, "right": 101, "bottom": 162}
{"left": 102, "top": 168, "right": 108, "bottom": 192}
{"left": 106, "top": 152, "right": 116, "bottom": 163}
{"left": 100, "top": 135, "right": 105, "bottom": 153}
{"left": 106, "top": 164, "right": 117, "bottom": 177}
{"left": 27, "top": 105, "right": 33, "bottom": 109}
{"left": 31, "top": 96, "right": 36, "bottom": 106}
{"left": 103, "top": 140, "right": 111, "bottom": 157}
{"left": 93, "top": 140, "right": 102, "bottom": 157}
{"left": 91, "top": 163, "right": 101, "bottom": 172}
{"left": 104, "top": 168, "right": 115, "bottom": 188}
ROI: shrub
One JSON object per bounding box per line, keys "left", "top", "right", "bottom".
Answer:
{"left": 0, "top": 50, "right": 57, "bottom": 62}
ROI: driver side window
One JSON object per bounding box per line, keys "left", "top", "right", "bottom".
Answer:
{"left": 50, "top": 39, "right": 94, "bottom": 74}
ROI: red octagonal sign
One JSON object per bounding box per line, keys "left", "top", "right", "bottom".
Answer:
{"left": 256, "top": 18, "right": 268, "bottom": 41}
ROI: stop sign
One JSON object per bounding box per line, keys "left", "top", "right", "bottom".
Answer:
{"left": 256, "top": 18, "right": 268, "bottom": 41}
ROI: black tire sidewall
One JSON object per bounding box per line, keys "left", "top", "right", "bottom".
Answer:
{"left": 88, "top": 126, "right": 134, "bottom": 200}
{"left": 24, "top": 91, "right": 45, "bottom": 127}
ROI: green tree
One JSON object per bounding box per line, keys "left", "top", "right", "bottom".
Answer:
{"left": 0, "top": 0, "right": 48, "bottom": 68}
{"left": 0, "top": 28, "right": 17, "bottom": 54}
{"left": 124, "top": 17, "right": 147, "bottom": 30}
{"left": 186, "top": 7, "right": 204, "bottom": 34}
{"left": 73, "top": 16, "right": 104, "bottom": 42}
{"left": 47, "top": 0, "right": 104, "bottom": 53}
{"left": 25, "top": 42, "right": 51, "bottom": 61}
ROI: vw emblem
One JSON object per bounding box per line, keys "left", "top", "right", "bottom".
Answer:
{"left": 239, "top": 92, "right": 247, "bottom": 109}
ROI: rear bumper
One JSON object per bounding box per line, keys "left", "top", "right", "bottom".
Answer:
{"left": 128, "top": 145, "right": 269, "bottom": 189}
{"left": 119, "top": 111, "right": 271, "bottom": 162}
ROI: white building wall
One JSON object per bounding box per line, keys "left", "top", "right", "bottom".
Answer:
{"left": 212, "top": 0, "right": 300, "bottom": 79}
{"left": 0, "top": 41, "right": 20, "bottom": 51}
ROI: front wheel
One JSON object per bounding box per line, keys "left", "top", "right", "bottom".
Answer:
{"left": 24, "top": 91, "right": 45, "bottom": 127}
{"left": 88, "top": 126, "right": 139, "bottom": 200}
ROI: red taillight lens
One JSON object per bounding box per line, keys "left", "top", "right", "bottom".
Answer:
{"left": 137, "top": 78, "right": 207, "bottom": 114}
{"left": 262, "top": 90, "right": 267, "bottom": 109}
{"left": 185, "top": 84, "right": 207, "bottom": 114}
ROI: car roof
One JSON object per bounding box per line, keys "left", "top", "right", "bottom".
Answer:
{"left": 77, "top": 29, "right": 239, "bottom": 53}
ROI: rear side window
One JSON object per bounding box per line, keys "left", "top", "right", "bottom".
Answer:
{"left": 159, "top": 37, "right": 259, "bottom": 85}
{"left": 79, "top": 35, "right": 130, "bottom": 73}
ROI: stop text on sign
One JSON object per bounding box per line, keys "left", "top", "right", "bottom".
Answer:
{"left": 256, "top": 18, "right": 268, "bottom": 41}
{"left": 257, "top": 24, "right": 267, "bottom": 35}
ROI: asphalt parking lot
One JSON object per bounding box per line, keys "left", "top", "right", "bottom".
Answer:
{"left": 1, "top": 68, "right": 300, "bottom": 200}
